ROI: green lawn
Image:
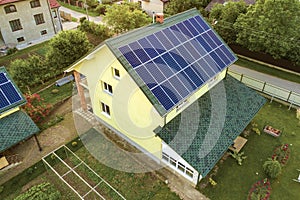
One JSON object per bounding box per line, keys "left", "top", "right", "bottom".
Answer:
{"left": 39, "top": 82, "right": 73, "bottom": 105}
{"left": 235, "top": 57, "right": 300, "bottom": 84}
{"left": 200, "top": 100, "right": 300, "bottom": 200}
{"left": 0, "top": 41, "right": 49, "bottom": 68}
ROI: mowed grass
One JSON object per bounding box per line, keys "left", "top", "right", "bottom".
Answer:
{"left": 200, "top": 100, "right": 300, "bottom": 200}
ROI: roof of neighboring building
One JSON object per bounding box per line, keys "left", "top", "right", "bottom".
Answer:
{"left": 158, "top": 75, "right": 266, "bottom": 177}
{"left": 0, "top": 110, "right": 40, "bottom": 153}
{"left": 0, "top": 67, "right": 26, "bottom": 114}
{"left": 205, "top": 0, "right": 255, "bottom": 11}
{"left": 0, "top": 0, "right": 60, "bottom": 8}
{"left": 105, "top": 8, "right": 237, "bottom": 116}
{"left": 49, "top": 0, "right": 60, "bottom": 8}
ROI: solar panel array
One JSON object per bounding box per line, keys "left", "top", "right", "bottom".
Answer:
{"left": 0, "top": 71, "right": 24, "bottom": 112}
{"left": 119, "top": 15, "right": 236, "bottom": 111}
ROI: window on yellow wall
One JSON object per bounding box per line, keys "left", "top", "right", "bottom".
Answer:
{"left": 101, "top": 102, "right": 110, "bottom": 116}
{"left": 103, "top": 82, "right": 113, "bottom": 94}
{"left": 113, "top": 68, "right": 120, "bottom": 79}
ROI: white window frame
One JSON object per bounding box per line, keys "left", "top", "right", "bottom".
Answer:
{"left": 101, "top": 102, "right": 110, "bottom": 117}
{"left": 103, "top": 82, "right": 113, "bottom": 94}
{"left": 113, "top": 68, "right": 120, "bottom": 79}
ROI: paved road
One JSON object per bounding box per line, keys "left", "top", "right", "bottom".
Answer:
{"left": 60, "top": 6, "right": 103, "bottom": 23}
{"left": 59, "top": 6, "right": 103, "bottom": 30}
{"left": 229, "top": 64, "right": 300, "bottom": 94}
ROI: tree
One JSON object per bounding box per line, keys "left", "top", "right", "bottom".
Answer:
{"left": 46, "top": 30, "right": 92, "bottom": 74}
{"left": 234, "top": 0, "right": 300, "bottom": 64}
{"left": 9, "top": 54, "right": 49, "bottom": 92}
{"left": 164, "top": 0, "right": 210, "bottom": 16}
{"left": 103, "top": 3, "right": 151, "bottom": 34}
{"left": 78, "top": 19, "right": 112, "bottom": 41}
{"left": 209, "top": 1, "right": 247, "bottom": 44}
{"left": 263, "top": 158, "right": 281, "bottom": 178}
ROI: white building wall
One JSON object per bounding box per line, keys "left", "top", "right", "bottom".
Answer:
{"left": 0, "top": 0, "right": 57, "bottom": 48}
{"left": 131, "top": 0, "right": 164, "bottom": 15}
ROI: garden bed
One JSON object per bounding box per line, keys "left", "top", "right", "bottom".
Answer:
{"left": 263, "top": 126, "right": 281, "bottom": 137}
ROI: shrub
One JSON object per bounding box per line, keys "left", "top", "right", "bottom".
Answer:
{"left": 263, "top": 159, "right": 281, "bottom": 178}
{"left": 209, "top": 178, "right": 217, "bottom": 187}
{"left": 248, "top": 178, "right": 271, "bottom": 200}
{"left": 7, "top": 47, "right": 18, "bottom": 55}
{"left": 230, "top": 151, "right": 247, "bottom": 165}
{"left": 71, "top": 141, "right": 78, "bottom": 146}
{"left": 272, "top": 144, "right": 290, "bottom": 165}
{"left": 95, "top": 4, "right": 107, "bottom": 15}
{"left": 22, "top": 93, "right": 53, "bottom": 124}
{"left": 51, "top": 89, "right": 59, "bottom": 94}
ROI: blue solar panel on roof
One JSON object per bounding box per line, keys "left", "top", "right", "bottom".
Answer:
{"left": 0, "top": 71, "right": 25, "bottom": 113}
{"left": 0, "top": 73, "right": 8, "bottom": 83}
{"left": 118, "top": 14, "right": 237, "bottom": 113}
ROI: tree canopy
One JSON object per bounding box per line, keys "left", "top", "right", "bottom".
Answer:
{"left": 209, "top": 1, "right": 247, "bottom": 44}
{"left": 9, "top": 54, "right": 49, "bottom": 92}
{"left": 103, "top": 3, "right": 151, "bottom": 34}
{"left": 46, "top": 30, "right": 92, "bottom": 73}
{"left": 234, "top": 0, "right": 300, "bottom": 64}
{"left": 164, "top": 0, "right": 210, "bottom": 16}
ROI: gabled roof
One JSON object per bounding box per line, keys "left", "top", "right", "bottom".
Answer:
{"left": 0, "top": 0, "right": 60, "bottom": 9}
{"left": 105, "top": 8, "right": 237, "bottom": 116}
{"left": 158, "top": 75, "right": 266, "bottom": 177}
{"left": 0, "top": 66, "right": 26, "bottom": 114}
{"left": 0, "top": 110, "right": 40, "bottom": 153}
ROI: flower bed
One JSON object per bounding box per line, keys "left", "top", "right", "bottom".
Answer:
{"left": 248, "top": 178, "right": 272, "bottom": 200}
{"left": 272, "top": 144, "right": 290, "bottom": 165}
{"left": 263, "top": 126, "right": 281, "bottom": 137}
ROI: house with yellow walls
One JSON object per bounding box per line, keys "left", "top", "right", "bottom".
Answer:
{"left": 0, "top": 66, "right": 40, "bottom": 169}
{"left": 66, "top": 8, "right": 265, "bottom": 185}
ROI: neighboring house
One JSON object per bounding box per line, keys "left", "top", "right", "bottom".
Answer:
{"left": 0, "top": 0, "right": 62, "bottom": 49}
{"left": 205, "top": 0, "right": 255, "bottom": 11}
{"left": 0, "top": 66, "right": 40, "bottom": 169}
{"left": 130, "top": 0, "right": 169, "bottom": 14}
{"left": 66, "top": 8, "right": 265, "bottom": 185}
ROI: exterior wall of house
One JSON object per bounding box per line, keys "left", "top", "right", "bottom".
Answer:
{"left": 51, "top": 7, "right": 62, "bottom": 32}
{"left": 73, "top": 45, "right": 164, "bottom": 159}
{"left": 165, "top": 69, "right": 227, "bottom": 123}
{"left": 0, "top": 0, "right": 57, "bottom": 48}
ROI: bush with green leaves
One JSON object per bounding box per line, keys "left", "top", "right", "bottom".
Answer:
{"left": 103, "top": 3, "right": 151, "bottom": 34}
{"left": 14, "top": 182, "right": 61, "bottom": 200}
{"left": 230, "top": 151, "right": 247, "bottom": 165}
{"left": 46, "top": 30, "right": 92, "bottom": 74}
{"left": 78, "top": 20, "right": 112, "bottom": 41}
{"left": 263, "top": 158, "right": 282, "bottom": 178}
{"left": 9, "top": 54, "right": 50, "bottom": 93}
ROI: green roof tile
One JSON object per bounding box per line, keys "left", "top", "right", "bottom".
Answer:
{"left": 158, "top": 75, "right": 266, "bottom": 177}
{"left": 0, "top": 110, "right": 40, "bottom": 152}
